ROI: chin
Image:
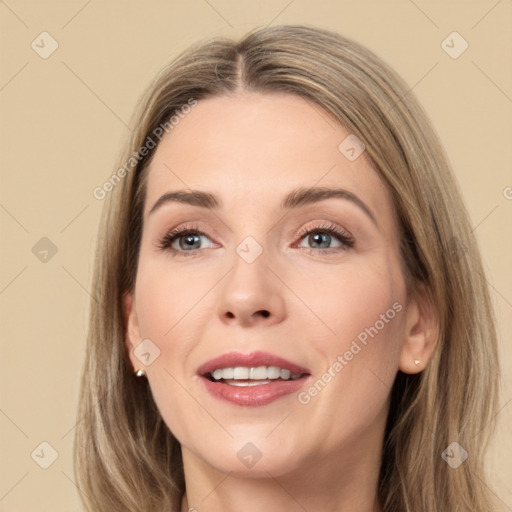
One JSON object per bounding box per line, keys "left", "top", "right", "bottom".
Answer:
{"left": 207, "top": 450, "right": 304, "bottom": 478}
{"left": 182, "top": 432, "right": 308, "bottom": 478}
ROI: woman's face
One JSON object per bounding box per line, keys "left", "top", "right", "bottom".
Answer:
{"left": 125, "top": 92, "right": 415, "bottom": 479}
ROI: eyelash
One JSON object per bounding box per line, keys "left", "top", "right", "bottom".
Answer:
{"left": 156, "top": 221, "right": 355, "bottom": 257}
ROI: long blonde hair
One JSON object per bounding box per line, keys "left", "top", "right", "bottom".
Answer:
{"left": 74, "top": 25, "right": 500, "bottom": 511}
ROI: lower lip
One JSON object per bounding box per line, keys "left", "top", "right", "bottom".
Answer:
{"left": 200, "top": 376, "right": 308, "bottom": 406}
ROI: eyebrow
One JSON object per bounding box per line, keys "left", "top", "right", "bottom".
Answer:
{"left": 148, "top": 186, "right": 377, "bottom": 226}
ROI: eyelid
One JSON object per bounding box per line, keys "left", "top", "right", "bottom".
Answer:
{"left": 293, "top": 221, "right": 355, "bottom": 251}
{"left": 156, "top": 220, "right": 355, "bottom": 255}
{"left": 155, "top": 223, "right": 218, "bottom": 254}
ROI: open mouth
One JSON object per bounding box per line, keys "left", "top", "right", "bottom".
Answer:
{"left": 204, "top": 366, "right": 308, "bottom": 387}
{"left": 197, "top": 351, "right": 311, "bottom": 405}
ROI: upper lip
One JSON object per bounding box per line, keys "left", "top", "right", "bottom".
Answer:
{"left": 197, "top": 351, "right": 310, "bottom": 377}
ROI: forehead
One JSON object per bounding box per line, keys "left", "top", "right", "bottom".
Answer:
{"left": 143, "top": 92, "right": 394, "bottom": 223}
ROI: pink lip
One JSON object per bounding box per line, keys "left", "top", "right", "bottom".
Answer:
{"left": 197, "top": 351, "right": 310, "bottom": 376}
{"left": 197, "top": 351, "right": 311, "bottom": 407}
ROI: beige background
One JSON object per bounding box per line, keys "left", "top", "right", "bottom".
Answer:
{"left": 1, "top": 1, "right": 511, "bottom": 510}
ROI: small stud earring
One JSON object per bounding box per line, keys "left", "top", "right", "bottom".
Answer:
{"left": 134, "top": 369, "right": 147, "bottom": 379}
{"left": 414, "top": 359, "right": 421, "bottom": 366}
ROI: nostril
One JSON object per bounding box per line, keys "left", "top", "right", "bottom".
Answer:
{"left": 258, "top": 310, "right": 270, "bottom": 318}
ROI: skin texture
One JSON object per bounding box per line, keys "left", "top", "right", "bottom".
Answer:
{"left": 124, "top": 92, "right": 438, "bottom": 512}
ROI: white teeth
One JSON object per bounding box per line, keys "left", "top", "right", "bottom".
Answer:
{"left": 209, "top": 366, "right": 303, "bottom": 381}
{"left": 280, "top": 369, "right": 291, "bottom": 379}
{"left": 226, "top": 380, "right": 272, "bottom": 387}
{"left": 223, "top": 367, "right": 234, "bottom": 379}
{"left": 249, "top": 366, "right": 267, "bottom": 379}
{"left": 233, "top": 367, "right": 249, "bottom": 379}
{"left": 267, "top": 366, "right": 281, "bottom": 379}
{"left": 212, "top": 369, "right": 224, "bottom": 380}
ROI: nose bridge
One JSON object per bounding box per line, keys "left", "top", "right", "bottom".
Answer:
{"left": 216, "top": 229, "right": 286, "bottom": 326}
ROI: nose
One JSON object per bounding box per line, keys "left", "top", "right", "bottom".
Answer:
{"left": 216, "top": 247, "right": 286, "bottom": 328}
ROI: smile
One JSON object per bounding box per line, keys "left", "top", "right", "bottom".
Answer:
{"left": 198, "top": 351, "right": 311, "bottom": 406}
{"left": 208, "top": 366, "right": 304, "bottom": 385}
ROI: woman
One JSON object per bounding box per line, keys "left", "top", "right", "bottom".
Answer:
{"left": 74, "top": 25, "right": 501, "bottom": 511}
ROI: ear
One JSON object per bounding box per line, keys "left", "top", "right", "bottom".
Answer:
{"left": 123, "top": 291, "right": 143, "bottom": 372}
{"left": 398, "top": 283, "right": 439, "bottom": 374}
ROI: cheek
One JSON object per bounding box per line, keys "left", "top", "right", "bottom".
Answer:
{"left": 332, "top": 268, "right": 404, "bottom": 359}
{"left": 293, "top": 257, "right": 406, "bottom": 421}
{"left": 293, "top": 256, "right": 405, "bottom": 350}
{"left": 134, "top": 255, "right": 213, "bottom": 345}
{"left": 132, "top": 257, "right": 220, "bottom": 442}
